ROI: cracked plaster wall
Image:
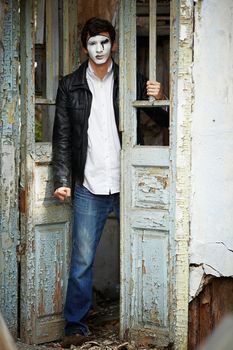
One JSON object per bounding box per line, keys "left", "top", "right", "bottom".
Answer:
{"left": 190, "top": 0, "right": 233, "bottom": 299}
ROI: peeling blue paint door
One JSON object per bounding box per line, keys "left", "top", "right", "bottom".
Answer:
{"left": 19, "top": 0, "right": 76, "bottom": 344}
{"left": 0, "top": 0, "right": 20, "bottom": 337}
{"left": 119, "top": 1, "right": 174, "bottom": 347}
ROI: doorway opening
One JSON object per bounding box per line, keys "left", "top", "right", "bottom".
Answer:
{"left": 19, "top": 0, "right": 170, "bottom": 347}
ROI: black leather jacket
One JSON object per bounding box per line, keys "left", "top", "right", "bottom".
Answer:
{"left": 52, "top": 59, "right": 168, "bottom": 191}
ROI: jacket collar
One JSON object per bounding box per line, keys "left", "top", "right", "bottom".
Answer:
{"left": 70, "top": 60, "right": 89, "bottom": 89}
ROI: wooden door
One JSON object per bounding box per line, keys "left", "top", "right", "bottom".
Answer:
{"left": 19, "top": 0, "right": 77, "bottom": 344}
{"left": 119, "top": 0, "right": 176, "bottom": 348}
{"left": 119, "top": 1, "right": 192, "bottom": 348}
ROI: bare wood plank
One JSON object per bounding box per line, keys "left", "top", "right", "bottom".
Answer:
{"left": 212, "top": 278, "right": 233, "bottom": 327}
{"left": 199, "top": 284, "right": 212, "bottom": 346}
{"left": 189, "top": 278, "right": 233, "bottom": 349}
{"left": 188, "top": 297, "right": 200, "bottom": 350}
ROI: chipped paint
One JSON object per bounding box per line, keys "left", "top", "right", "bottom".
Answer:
{"left": 190, "top": 0, "right": 233, "bottom": 299}
{"left": 3, "top": 0, "right": 232, "bottom": 347}
{"left": 119, "top": 0, "right": 189, "bottom": 348}
{"left": 7, "top": 98, "right": 16, "bottom": 124}
{"left": 134, "top": 167, "right": 169, "bottom": 209}
{"left": 170, "top": 0, "right": 193, "bottom": 349}
{"left": 0, "top": 0, "right": 20, "bottom": 337}
{"left": 19, "top": 0, "right": 72, "bottom": 344}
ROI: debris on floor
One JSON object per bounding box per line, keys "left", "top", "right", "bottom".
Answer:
{"left": 17, "top": 299, "right": 168, "bottom": 350}
{"left": 65, "top": 300, "right": 137, "bottom": 349}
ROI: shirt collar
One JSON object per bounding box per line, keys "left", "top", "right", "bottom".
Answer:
{"left": 87, "top": 60, "right": 113, "bottom": 81}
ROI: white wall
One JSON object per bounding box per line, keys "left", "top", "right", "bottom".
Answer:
{"left": 190, "top": 0, "right": 233, "bottom": 299}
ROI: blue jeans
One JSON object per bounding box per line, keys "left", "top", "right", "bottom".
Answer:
{"left": 64, "top": 185, "right": 120, "bottom": 336}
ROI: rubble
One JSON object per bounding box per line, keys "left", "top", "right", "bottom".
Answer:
{"left": 17, "top": 300, "right": 164, "bottom": 350}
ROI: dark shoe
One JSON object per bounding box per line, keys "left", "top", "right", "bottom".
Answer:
{"left": 60, "top": 333, "right": 92, "bottom": 348}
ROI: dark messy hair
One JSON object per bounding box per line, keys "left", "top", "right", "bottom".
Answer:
{"left": 81, "top": 17, "right": 116, "bottom": 49}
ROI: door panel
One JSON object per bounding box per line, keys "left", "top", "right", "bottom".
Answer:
{"left": 20, "top": 143, "right": 71, "bottom": 344}
{"left": 131, "top": 229, "right": 169, "bottom": 326}
{"left": 121, "top": 148, "right": 171, "bottom": 346}
{"left": 119, "top": 0, "right": 172, "bottom": 347}
{"left": 33, "top": 144, "right": 71, "bottom": 343}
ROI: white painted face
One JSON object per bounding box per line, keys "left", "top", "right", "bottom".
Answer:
{"left": 87, "top": 34, "right": 112, "bottom": 65}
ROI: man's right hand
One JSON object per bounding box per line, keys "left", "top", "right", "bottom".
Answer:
{"left": 54, "top": 187, "right": 71, "bottom": 201}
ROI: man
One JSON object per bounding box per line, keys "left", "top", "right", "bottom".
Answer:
{"left": 52, "top": 17, "right": 168, "bottom": 347}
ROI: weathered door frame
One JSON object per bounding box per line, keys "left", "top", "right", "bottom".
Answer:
{"left": 119, "top": 0, "right": 193, "bottom": 349}
{"left": 0, "top": 0, "right": 20, "bottom": 338}
{"left": 169, "top": 1, "right": 193, "bottom": 348}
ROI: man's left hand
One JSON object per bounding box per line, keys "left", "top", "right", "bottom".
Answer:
{"left": 146, "top": 80, "right": 164, "bottom": 100}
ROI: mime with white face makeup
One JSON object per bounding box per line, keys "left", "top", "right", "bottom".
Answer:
{"left": 52, "top": 17, "right": 168, "bottom": 348}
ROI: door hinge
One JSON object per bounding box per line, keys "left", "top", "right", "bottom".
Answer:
{"left": 16, "top": 244, "right": 26, "bottom": 262}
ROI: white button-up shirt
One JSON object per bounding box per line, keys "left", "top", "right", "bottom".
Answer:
{"left": 83, "top": 61, "right": 121, "bottom": 195}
